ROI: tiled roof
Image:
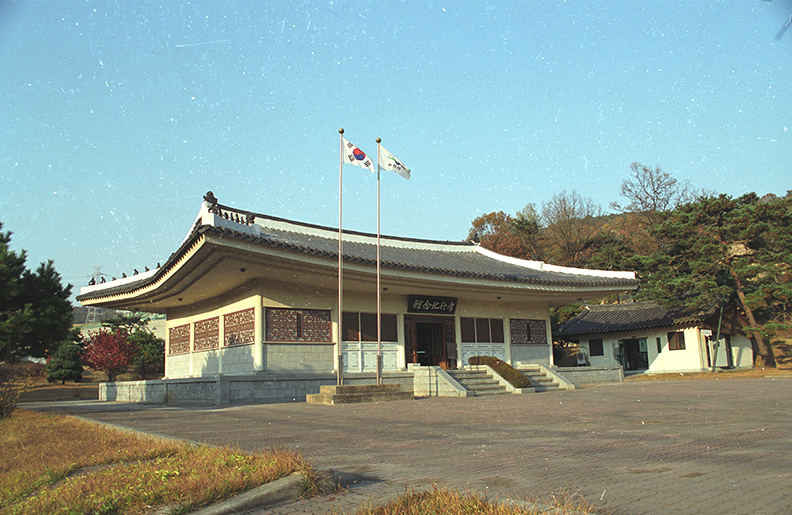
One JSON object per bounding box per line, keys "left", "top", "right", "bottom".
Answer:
{"left": 557, "top": 301, "right": 718, "bottom": 337}
{"left": 77, "top": 200, "right": 640, "bottom": 302}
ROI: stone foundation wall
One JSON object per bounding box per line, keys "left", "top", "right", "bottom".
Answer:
{"left": 100, "top": 372, "right": 414, "bottom": 406}
{"left": 554, "top": 366, "right": 624, "bottom": 385}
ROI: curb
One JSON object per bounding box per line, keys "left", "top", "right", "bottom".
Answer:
{"left": 189, "top": 469, "right": 336, "bottom": 515}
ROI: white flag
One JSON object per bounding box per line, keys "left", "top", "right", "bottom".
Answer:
{"left": 378, "top": 146, "right": 411, "bottom": 180}
{"left": 342, "top": 138, "right": 375, "bottom": 173}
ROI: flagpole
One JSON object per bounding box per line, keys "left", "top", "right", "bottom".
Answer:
{"left": 337, "top": 128, "right": 345, "bottom": 386}
{"left": 375, "top": 137, "right": 383, "bottom": 385}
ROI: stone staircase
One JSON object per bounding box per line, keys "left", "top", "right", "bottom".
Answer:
{"left": 518, "top": 368, "right": 562, "bottom": 392}
{"left": 306, "top": 383, "right": 414, "bottom": 405}
{"left": 446, "top": 369, "right": 510, "bottom": 396}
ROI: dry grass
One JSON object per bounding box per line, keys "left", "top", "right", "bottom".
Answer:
{"left": 16, "top": 366, "right": 100, "bottom": 403}
{"left": 353, "top": 486, "right": 603, "bottom": 515}
{"left": 772, "top": 336, "right": 792, "bottom": 369}
{"left": 624, "top": 367, "right": 792, "bottom": 382}
{"left": 1, "top": 410, "right": 317, "bottom": 515}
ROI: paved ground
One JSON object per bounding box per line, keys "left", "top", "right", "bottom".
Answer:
{"left": 23, "top": 377, "right": 792, "bottom": 515}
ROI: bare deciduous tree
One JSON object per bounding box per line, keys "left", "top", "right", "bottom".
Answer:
{"left": 611, "top": 162, "right": 697, "bottom": 229}
{"left": 541, "top": 190, "right": 603, "bottom": 267}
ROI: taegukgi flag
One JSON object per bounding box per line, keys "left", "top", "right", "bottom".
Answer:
{"left": 342, "top": 138, "right": 375, "bottom": 173}
{"left": 378, "top": 146, "right": 411, "bottom": 180}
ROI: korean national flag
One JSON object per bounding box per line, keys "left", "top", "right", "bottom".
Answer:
{"left": 342, "top": 138, "right": 375, "bottom": 173}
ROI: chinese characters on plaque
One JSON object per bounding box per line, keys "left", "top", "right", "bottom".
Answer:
{"left": 407, "top": 295, "right": 457, "bottom": 315}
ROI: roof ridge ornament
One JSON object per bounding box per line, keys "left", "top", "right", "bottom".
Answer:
{"left": 203, "top": 191, "right": 219, "bottom": 214}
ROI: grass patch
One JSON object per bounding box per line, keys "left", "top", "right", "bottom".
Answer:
{"left": 771, "top": 335, "right": 792, "bottom": 369}
{"left": 353, "top": 486, "right": 602, "bottom": 515}
{"left": 468, "top": 356, "right": 532, "bottom": 388}
{"left": 1, "top": 410, "right": 317, "bottom": 515}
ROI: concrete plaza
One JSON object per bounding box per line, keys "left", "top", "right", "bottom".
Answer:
{"left": 25, "top": 377, "right": 792, "bottom": 514}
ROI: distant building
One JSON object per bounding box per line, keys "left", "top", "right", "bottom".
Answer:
{"left": 557, "top": 301, "right": 753, "bottom": 373}
{"left": 77, "top": 193, "right": 639, "bottom": 404}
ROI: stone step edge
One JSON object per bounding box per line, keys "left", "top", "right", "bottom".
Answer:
{"left": 319, "top": 384, "right": 403, "bottom": 395}
{"left": 306, "top": 391, "right": 414, "bottom": 405}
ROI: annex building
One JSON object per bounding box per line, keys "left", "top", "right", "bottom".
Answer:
{"left": 77, "top": 193, "right": 640, "bottom": 404}
{"left": 557, "top": 301, "right": 754, "bottom": 374}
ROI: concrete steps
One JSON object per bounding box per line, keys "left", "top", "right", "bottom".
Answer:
{"left": 306, "top": 384, "right": 414, "bottom": 405}
{"left": 518, "top": 368, "right": 561, "bottom": 392}
{"left": 446, "top": 370, "right": 510, "bottom": 396}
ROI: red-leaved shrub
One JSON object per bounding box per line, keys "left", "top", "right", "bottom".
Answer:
{"left": 81, "top": 329, "right": 137, "bottom": 383}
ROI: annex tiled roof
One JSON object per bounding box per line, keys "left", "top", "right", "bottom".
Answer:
{"left": 557, "top": 301, "right": 718, "bottom": 337}
{"left": 77, "top": 199, "right": 640, "bottom": 302}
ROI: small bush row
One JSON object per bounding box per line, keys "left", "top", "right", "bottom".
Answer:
{"left": 467, "top": 356, "right": 532, "bottom": 388}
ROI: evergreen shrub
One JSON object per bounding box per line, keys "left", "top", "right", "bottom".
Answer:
{"left": 468, "top": 355, "right": 532, "bottom": 388}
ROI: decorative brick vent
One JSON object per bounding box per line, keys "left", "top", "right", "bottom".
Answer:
{"left": 266, "top": 308, "right": 331, "bottom": 342}
{"left": 510, "top": 319, "right": 548, "bottom": 345}
{"left": 194, "top": 317, "right": 220, "bottom": 351}
{"left": 168, "top": 324, "right": 190, "bottom": 355}
{"left": 224, "top": 308, "right": 255, "bottom": 346}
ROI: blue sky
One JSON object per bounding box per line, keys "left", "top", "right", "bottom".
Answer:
{"left": 1, "top": 0, "right": 790, "bottom": 300}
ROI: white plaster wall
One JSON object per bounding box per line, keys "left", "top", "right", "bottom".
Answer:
{"left": 220, "top": 345, "right": 256, "bottom": 374}
{"left": 456, "top": 299, "right": 552, "bottom": 367}
{"left": 510, "top": 345, "right": 552, "bottom": 366}
{"left": 164, "top": 277, "right": 558, "bottom": 377}
{"left": 192, "top": 349, "right": 221, "bottom": 375}
{"left": 166, "top": 291, "right": 262, "bottom": 379}
{"left": 165, "top": 354, "right": 190, "bottom": 379}
{"left": 730, "top": 335, "right": 754, "bottom": 368}
{"left": 652, "top": 327, "right": 704, "bottom": 372}
{"left": 264, "top": 343, "right": 335, "bottom": 373}
{"left": 581, "top": 327, "right": 753, "bottom": 373}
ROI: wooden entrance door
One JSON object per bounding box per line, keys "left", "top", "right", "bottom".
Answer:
{"left": 404, "top": 315, "right": 455, "bottom": 369}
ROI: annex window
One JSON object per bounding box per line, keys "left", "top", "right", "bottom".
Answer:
{"left": 342, "top": 312, "right": 398, "bottom": 342}
{"left": 667, "top": 331, "right": 686, "bottom": 351}
{"left": 656, "top": 337, "right": 662, "bottom": 354}
{"left": 588, "top": 338, "right": 604, "bottom": 356}
{"left": 460, "top": 318, "right": 504, "bottom": 343}
{"left": 510, "top": 319, "right": 548, "bottom": 345}
{"left": 265, "top": 308, "right": 331, "bottom": 342}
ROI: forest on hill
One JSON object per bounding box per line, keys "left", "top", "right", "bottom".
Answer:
{"left": 467, "top": 163, "right": 792, "bottom": 367}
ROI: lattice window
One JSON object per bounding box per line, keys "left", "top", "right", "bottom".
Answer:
{"left": 224, "top": 308, "right": 255, "bottom": 346}
{"left": 194, "top": 317, "right": 220, "bottom": 351}
{"left": 342, "top": 312, "right": 397, "bottom": 342}
{"left": 168, "top": 324, "right": 190, "bottom": 355}
{"left": 510, "top": 319, "right": 548, "bottom": 345}
{"left": 266, "top": 308, "right": 331, "bottom": 342}
{"left": 460, "top": 318, "right": 504, "bottom": 343}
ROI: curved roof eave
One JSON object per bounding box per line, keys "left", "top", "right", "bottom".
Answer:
{"left": 77, "top": 201, "right": 641, "bottom": 306}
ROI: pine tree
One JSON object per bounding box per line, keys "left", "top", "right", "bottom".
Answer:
{"left": 0, "top": 223, "right": 73, "bottom": 362}
{"left": 46, "top": 336, "right": 84, "bottom": 385}
{"left": 639, "top": 193, "right": 792, "bottom": 367}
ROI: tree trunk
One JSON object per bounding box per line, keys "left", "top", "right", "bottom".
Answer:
{"left": 730, "top": 268, "right": 777, "bottom": 367}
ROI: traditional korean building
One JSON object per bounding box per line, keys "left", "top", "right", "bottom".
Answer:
{"left": 77, "top": 193, "right": 640, "bottom": 404}
{"left": 557, "top": 301, "right": 754, "bottom": 373}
